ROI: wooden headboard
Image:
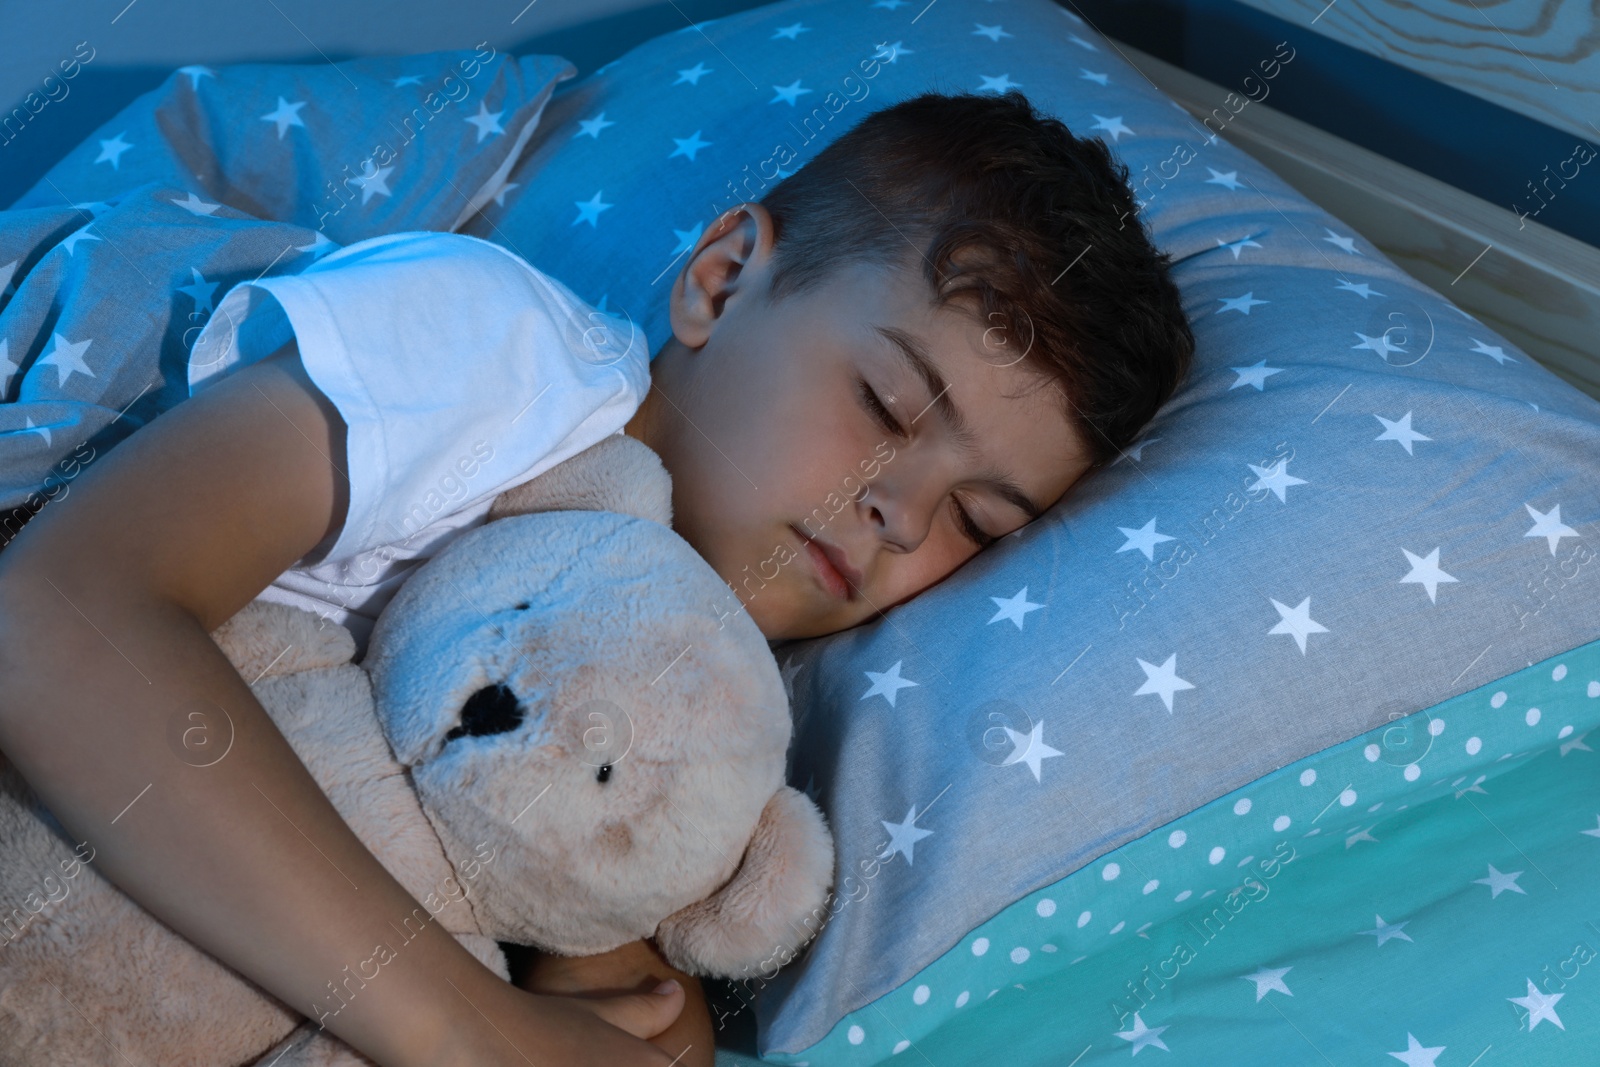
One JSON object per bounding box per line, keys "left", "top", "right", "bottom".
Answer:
{"left": 1231, "top": 0, "right": 1597, "bottom": 144}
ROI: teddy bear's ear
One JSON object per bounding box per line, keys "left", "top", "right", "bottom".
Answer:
{"left": 653, "top": 786, "right": 836, "bottom": 980}
{"left": 487, "top": 433, "right": 672, "bottom": 527}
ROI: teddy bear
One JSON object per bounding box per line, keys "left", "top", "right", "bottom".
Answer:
{"left": 0, "top": 432, "right": 835, "bottom": 1067}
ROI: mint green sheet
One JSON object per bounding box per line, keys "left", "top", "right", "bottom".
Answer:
{"left": 735, "top": 640, "right": 1600, "bottom": 1065}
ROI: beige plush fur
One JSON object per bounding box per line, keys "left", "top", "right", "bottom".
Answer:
{"left": 0, "top": 433, "right": 834, "bottom": 1066}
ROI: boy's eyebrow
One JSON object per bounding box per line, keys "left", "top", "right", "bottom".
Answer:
{"left": 872, "top": 324, "right": 1044, "bottom": 523}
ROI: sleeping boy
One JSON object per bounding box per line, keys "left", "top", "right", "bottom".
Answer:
{"left": 0, "top": 89, "right": 1191, "bottom": 1067}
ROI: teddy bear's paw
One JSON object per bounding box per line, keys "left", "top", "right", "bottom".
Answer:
{"left": 653, "top": 786, "right": 836, "bottom": 980}
{"left": 210, "top": 600, "right": 357, "bottom": 680}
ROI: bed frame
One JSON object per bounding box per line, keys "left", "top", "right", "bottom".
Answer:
{"left": 1115, "top": 41, "right": 1600, "bottom": 402}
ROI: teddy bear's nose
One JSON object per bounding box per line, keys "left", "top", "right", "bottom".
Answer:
{"left": 445, "top": 683, "right": 525, "bottom": 741}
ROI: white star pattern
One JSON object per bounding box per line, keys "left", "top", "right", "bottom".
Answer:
{"left": 1088, "top": 114, "right": 1134, "bottom": 142}
{"left": 1002, "top": 719, "right": 1064, "bottom": 781}
{"left": 59, "top": 228, "right": 101, "bottom": 256}
{"left": 1117, "top": 518, "right": 1175, "bottom": 561}
{"left": 0, "top": 340, "right": 16, "bottom": 382}
{"left": 1358, "top": 914, "right": 1413, "bottom": 947}
{"left": 170, "top": 192, "right": 221, "bottom": 216}
{"left": 94, "top": 132, "right": 133, "bottom": 169}
{"left": 351, "top": 161, "right": 394, "bottom": 204}
{"left": 260, "top": 97, "right": 307, "bottom": 139}
{"left": 670, "top": 222, "right": 705, "bottom": 257}
{"left": 490, "top": 180, "right": 520, "bottom": 207}
{"left": 0, "top": 259, "right": 16, "bottom": 300}
{"left": 669, "top": 129, "right": 712, "bottom": 162}
{"left": 1386, "top": 1033, "right": 1445, "bottom": 1067}
{"left": 1113, "top": 1013, "right": 1169, "bottom": 1056}
{"left": 988, "top": 587, "right": 1044, "bottom": 630}
{"left": 178, "top": 267, "right": 219, "bottom": 315}
{"left": 1374, "top": 412, "right": 1430, "bottom": 454}
{"left": 1240, "top": 965, "right": 1292, "bottom": 1001}
{"left": 1217, "top": 292, "right": 1268, "bottom": 315}
{"left": 1508, "top": 979, "right": 1565, "bottom": 1031}
{"left": 1352, "top": 330, "right": 1407, "bottom": 360}
{"left": 977, "top": 73, "right": 1022, "bottom": 94}
{"left": 1268, "top": 597, "right": 1328, "bottom": 654}
{"left": 1335, "top": 279, "right": 1384, "bottom": 299}
{"left": 1321, "top": 228, "right": 1359, "bottom": 254}
{"left": 770, "top": 79, "right": 812, "bottom": 106}
{"left": 178, "top": 65, "right": 215, "bottom": 90}
{"left": 576, "top": 112, "right": 616, "bottom": 138}
{"left": 973, "top": 23, "right": 1012, "bottom": 41}
{"left": 674, "top": 62, "right": 713, "bottom": 86}
{"left": 861, "top": 660, "right": 918, "bottom": 708}
{"left": 464, "top": 101, "right": 505, "bottom": 142}
{"left": 879, "top": 805, "right": 934, "bottom": 865}
{"left": 1204, "top": 168, "right": 1244, "bottom": 191}
{"left": 1469, "top": 338, "right": 1517, "bottom": 365}
{"left": 1472, "top": 863, "right": 1526, "bottom": 898}
{"left": 1217, "top": 235, "right": 1262, "bottom": 259}
{"left": 1246, "top": 458, "right": 1307, "bottom": 503}
{"left": 1345, "top": 826, "right": 1379, "bottom": 848}
{"left": 1068, "top": 34, "right": 1099, "bottom": 51}
{"left": 873, "top": 40, "right": 913, "bottom": 63}
{"left": 37, "top": 332, "right": 95, "bottom": 387}
{"left": 1134, "top": 654, "right": 1194, "bottom": 713}
{"left": 573, "top": 191, "right": 613, "bottom": 227}
{"left": 1399, "top": 548, "right": 1457, "bottom": 604}
{"left": 391, "top": 74, "right": 424, "bottom": 87}
{"left": 1079, "top": 69, "right": 1110, "bottom": 85}
{"left": 16, "top": 416, "right": 51, "bottom": 445}
{"left": 1524, "top": 503, "right": 1578, "bottom": 555}
{"left": 296, "top": 232, "right": 335, "bottom": 259}
{"left": 1229, "top": 359, "right": 1283, "bottom": 390}
{"left": 772, "top": 21, "right": 810, "bottom": 39}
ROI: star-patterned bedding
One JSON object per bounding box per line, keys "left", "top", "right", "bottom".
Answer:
{"left": 440, "top": 0, "right": 1600, "bottom": 1060}
{"left": 0, "top": 47, "right": 573, "bottom": 517}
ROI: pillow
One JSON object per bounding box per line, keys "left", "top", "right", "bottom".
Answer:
{"left": 10, "top": 48, "right": 574, "bottom": 246}
{"left": 472, "top": 0, "right": 1600, "bottom": 1057}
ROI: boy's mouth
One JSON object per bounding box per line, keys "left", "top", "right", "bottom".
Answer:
{"left": 791, "top": 525, "right": 860, "bottom": 601}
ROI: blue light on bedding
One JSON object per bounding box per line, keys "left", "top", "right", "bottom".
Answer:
{"left": 770, "top": 639, "right": 1600, "bottom": 1064}
{"left": 463, "top": 0, "right": 1600, "bottom": 1057}
{"left": 3, "top": 1, "right": 1595, "bottom": 1062}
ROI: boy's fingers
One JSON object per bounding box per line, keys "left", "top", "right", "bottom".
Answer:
{"left": 575, "top": 980, "right": 686, "bottom": 1040}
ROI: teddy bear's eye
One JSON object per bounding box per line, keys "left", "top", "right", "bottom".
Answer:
{"left": 596, "top": 764, "right": 612, "bottom": 783}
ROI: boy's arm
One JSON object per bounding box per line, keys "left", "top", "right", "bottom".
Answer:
{"left": 0, "top": 344, "right": 682, "bottom": 1067}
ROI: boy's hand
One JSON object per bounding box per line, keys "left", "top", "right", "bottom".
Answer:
{"left": 511, "top": 938, "right": 715, "bottom": 1067}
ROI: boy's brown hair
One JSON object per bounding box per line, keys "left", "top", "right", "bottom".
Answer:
{"left": 758, "top": 89, "right": 1194, "bottom": 466}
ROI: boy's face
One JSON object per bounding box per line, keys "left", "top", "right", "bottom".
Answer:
{"left": 626, "top": 204, "right": 1092, "bottom": 642}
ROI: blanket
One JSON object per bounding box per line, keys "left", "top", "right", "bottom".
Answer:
{"left": 0, "top": 186, "right": 330, "bottom": 544}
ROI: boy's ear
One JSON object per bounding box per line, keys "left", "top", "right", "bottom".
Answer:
{"left": 670, "top": 202, "right": 778, "bottom": 349}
